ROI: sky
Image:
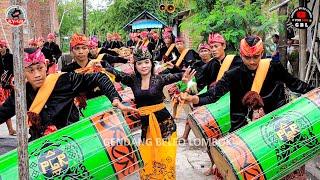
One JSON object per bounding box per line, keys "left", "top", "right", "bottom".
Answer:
{"left": 61, "top": 0, "right": 114, "bottom": 10}
{"left": 89, "top": 0, "right": 114, "bottom": 10}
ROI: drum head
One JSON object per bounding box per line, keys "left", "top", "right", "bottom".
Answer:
{"left": 210, "top": 147, "right": 237, "bottom": 180}
{"left": 189, "top": 116, "right": 206, "bottom": 140}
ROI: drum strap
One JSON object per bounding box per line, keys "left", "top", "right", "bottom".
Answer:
{"left": 154, "top": 40, "right": 160, "bottom": 50}
{"left": 139, "top": 103, "right": 166, "bottom": 140}
{"left": 251, "top": 59, "right": 271, "bottom": 94}
{"left": 29, "top": 73, "right": 64, "bottom": 114}
{"left": 135, "top": 40, "right": 141, "bottom": 49}
{"left": 96, "top": 53, "right": 105, "bottom": 61}
{"left": 76, "top": 65, "right": 116, "bottom": 83}
{"left": 75, "top": 54, "right": 116, "bottom": 82}
{"left": 175, "top": 48, "right": 190, "bottom": 67}
{"left": 216, "top": 55, "right": 236, "bottom": 81}
{"left": 165, "top": 43, "right": 176, "bottom": 57}
{"left": 141, "top": 39, "right": 149, "bottom": 47}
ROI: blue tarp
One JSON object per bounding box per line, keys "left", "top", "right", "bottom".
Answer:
{"left": 132, "top": 19, "right": 164, "bottom": 30}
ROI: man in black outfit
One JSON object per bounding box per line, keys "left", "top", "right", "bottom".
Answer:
{"left": 43, "top": 33, "right": 62, "bottom": 63}
{"left": 0, "top": 47, "right": 135, "bottom": 141}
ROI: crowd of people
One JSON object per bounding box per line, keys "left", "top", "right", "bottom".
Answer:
{"left": 0, "top": 27, "right": 316, "bottom": 179}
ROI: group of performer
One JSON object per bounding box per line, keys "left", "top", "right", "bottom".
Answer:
{"left": 27, "top": 33, "right": 62, "bottom": 74}
{"left": 0, "top": 27, "right": 316, "bottom": 179}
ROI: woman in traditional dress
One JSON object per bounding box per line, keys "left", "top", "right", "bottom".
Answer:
{"left": 108, "top": 49, "right": 195, "bottom": 179}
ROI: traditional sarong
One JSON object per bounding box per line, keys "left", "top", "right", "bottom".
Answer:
{"left": 0, "top": 77, "right": 13, "bottom": 105}
{"left": 138, "top": 103, "right": 177, "bottom": 180}
{"left": 0, "top": 87, "right": 11, "bottom": 105}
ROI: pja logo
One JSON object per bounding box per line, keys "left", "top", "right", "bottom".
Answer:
{"left": 5, "top": 5, "right": 26, "bottom": 27}
{"left": 38, "top": 149, "right": 69, "bottom": 177}
{"left": 275, "top": 120, "right": 300, "bottom": 142}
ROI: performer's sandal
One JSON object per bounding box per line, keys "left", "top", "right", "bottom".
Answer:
{"left": 204, "top": 167, "right": 213, "bottom": 176}
{"left": 9, "top": 129, "right": 16, "bottom": 136}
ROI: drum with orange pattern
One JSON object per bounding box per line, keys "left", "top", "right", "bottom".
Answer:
{"left": 0, "top": 109, "right": 143, "bottom": 179}
{"left": 211, "top": 88, "right": 320, "bottom": 179}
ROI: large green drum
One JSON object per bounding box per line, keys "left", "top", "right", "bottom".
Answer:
{"left": 188, "top": 92, "right": 231, "bottom": 142}
{"left": 81, "top": 88, "right": 141, "bottom": 131}
{"left": 0, "top": 109, "right": 143, "bottom": 179}
{"left": 81, "top": 95, "right": 113, "bottom": 118}
{"left": 211, "top": 88, "right": 320, "bottom": 180}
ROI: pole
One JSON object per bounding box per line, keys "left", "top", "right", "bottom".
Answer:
{"left": 59, "top": 9, "right": 67, "bottom": 31}
{"left": 269, "top": 0, "right": 291, "bottom": 12}
{"left": 278, "top": 0, "right": 288, "bottom": 68}
{"left": 83, "top": 0, "right": 87, "bottom": 35}
{"left": 59, "top": 5, "right": 77, "bottom": 31}
{"left": 10, "top": 0, "right": 29, "bottom": 179}
{"left": 298, "top": 0, "right": 308, "bottom": 80}
{"left": 305, "top": 0, "right": 319, "bottom": 81}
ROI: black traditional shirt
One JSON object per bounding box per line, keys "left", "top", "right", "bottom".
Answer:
{"left": 154, "top": 44, "right": 180, "bottom": 62}
{"left": 0, "top": 51, "right": 13, "bottom": 89}
{"left": 0, "top": 72, "right": 120, "bottom": 140}
{"left": 110, "top": 68, "right": 183, "bottom": 123}
{"left": 88, "top": 53, "right": 128, "bottom": 64}
{"left": 43, "top": 42, "right": 62, "bottom": 62}
{"left": 198, "top": 62, "right": 315, "bottom": 132}
{"left": 167, "top": 49, "right": 204, "bottom": 74}
{"left": 196, "top": 55, "right": 242, "bottom": 91}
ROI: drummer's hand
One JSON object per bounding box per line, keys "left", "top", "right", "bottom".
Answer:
{"left": 165, "top": 61, "right": 174, "bottom": 69}
{"left": 93, "top": 62, "right": 102, "bottom": 68}
{"left": 182, "top": 67, "right": 196, "bottom": 83}
{"left": 88, "top": 60, "right": 102, "bottom": 68}
{"left": 128, "top": 55, "right": 134, "bottom": 64}
{"left": 113, "top": 99, "right": 139, "bottom": 113}
{"left": 44, "top": 125, "right": 58, "bottom": 135}
{"left": 179, "top": 94, "right": 199, "bottom": 105}
{"left": 118, "top": 103, "right": 139, "bottom": 114}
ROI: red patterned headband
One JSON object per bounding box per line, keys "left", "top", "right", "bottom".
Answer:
{"left": 24, "top": 49, "right": 46, "bottom": 67}
{"left": 240, "top": 37, "right": 264, "bottom": 57}
{"left": 70, "top": 33, "right": 88, "bottom": 48}
{"left": 0, "top": 40, "right": 8, "bottom": 48}
{"left": 208, "top": 33, "right": 225, "bottom": 45}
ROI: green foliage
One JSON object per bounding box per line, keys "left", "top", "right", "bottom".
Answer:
{"left": 57, "top": 0, "right": 83, "bottom": 52}
{"left": 194, "top": 0, "right": 216, "bottom": 13}
{"left": 58, "top": 0, "right": 83, "bottom": 36}
{"left": 58, "top": 0, "right": 190, "bottom": 39}
{"left": 87, "top": 0, "right": 189, "bottom": 38}
{"left": 181, "top": 0, "right": 281, "bottom": 52}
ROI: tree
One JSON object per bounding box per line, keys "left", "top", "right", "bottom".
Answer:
{"left": 57, "top": 0, "right": 190, "bottom": 51}
{"left": 58, "top": 0, "right": 83, "bottom": 35}
{"left": 181, "top": 0, "right": 281, "bottom": 52}
{"left": 86, "top": 0, "right": 189, "bottom": 39}
{"left": 57, "top": 0, "right": 83, "bottom": 52}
